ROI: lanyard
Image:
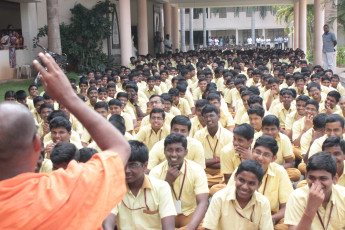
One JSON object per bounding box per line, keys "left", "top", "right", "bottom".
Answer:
{"left": 261, "top": 175, "right": 269, "bottom": 195}
{"left": 232, "top": 200, "right": 255, "bottom": 222}
{"left": 206, "top": 130, "right": 220, "bottom": 158}
{"left": 171, "top": 161, "right": 187, "bottom": 200}
{"left": 316, "top": 203, "right": 333, "bottom": 230}
{"left": 122, "top": 189, "right": 150, "bottom": 211}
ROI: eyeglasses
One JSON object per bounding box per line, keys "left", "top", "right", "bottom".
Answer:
{"left": 203, "top": 114, "right": 217, "bottom": 120}
{"left": 126, "top": 162, "right": 143, "bottom": 169}
{"left": 150, "top": 116, "right": 164, "bottom": 121}
{"left": 149, "top": 100, "right": 162, "bottom": 106}
{"left": 252, "top": 150, "right": 273, "bottom": 159}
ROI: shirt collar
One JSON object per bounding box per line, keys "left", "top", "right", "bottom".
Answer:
{"left": 205, "top": 125, "right": 222, "bottom": 140}
{"left": 226, "top": 186, "right": 257, "bottom": 208}
{"left": 266, "top": 163, "right": 276, "bottom": 177}
{"left": 126, "top": 175, "right": 152, "bottom": 193}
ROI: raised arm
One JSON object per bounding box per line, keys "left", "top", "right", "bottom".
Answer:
{"left": 33, "top": 53, "right": 130, "bottom": 164}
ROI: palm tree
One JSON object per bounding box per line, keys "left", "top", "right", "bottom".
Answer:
{"left": 46, "top": 0, "right": 62, "bottom": 54}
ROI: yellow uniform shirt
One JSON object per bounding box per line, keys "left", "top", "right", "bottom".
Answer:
{"left": 147, "top": 137, "right": 206, "bottom": 170}
{"left": 140, "top": 112, "right": 175, "bottom": 128}
{"left": 254, "top": 132, "right": 294, "bottom": 165}
{"left": 307, "top": 134, "right": 345, "bottom": 159}
{"left": 233, "top": 106, "right": 248, "bottom": 125}
{"left": 219, "top": 109, "right": 235, "bottom": 128}
{"left": 292, "top": 116, "right": 307, "bottom": 141}
{"left": 319, "top": 104, "right": 342, "bottom": 115}
{"left": 285, "top": 184, "right": 345, "bottom": 229}
{"left": 85, "top": 99, "right": 100, "bottom": 109}
{"left": 173, "top": 98, "right": 191, "bottom": 116}
{"left": 194, "top": 125, "right": 234, "bottom": 159}
{"left": 134, "top": 124, "right": 170, "bottom": 150}
{"left": 338, "top": 161, "right": 345, "bottom": 187}
{"left": 31, "top": 109, "right": 42, "bottom": 125}
{"left": 27, "top": 98, "right": 35, "bottom": 111}
{"left": 183, "top": 92, "right": 194, "bottom": 109}
{"left": 263, "top": 89, "right": 279, "bottom": 104}
{"left": 144, "top": 86, "right": 162, "bottom": 100}
{"left": 190, "top": 117, "right": 205, "bottom": 138}
{"left": 271, "top": 103, "right": 296, "bottom": 129}
{"left": 170, "top": 107, "right": 181, "bottom": 116}
{"left": 125, "top": 132, "right": 134, "bottom": 141}
{"left": 300, "top": 128, "right": 314, "bottom": 156}
{"left": 203, "top": 185, "right": 273, "bottom": 230}
{"left": 335, "top": 84, "right": 345, "bottom": 96}
{"left": 227, "top": 163, "right": 293, "bottom": 213}
{"left": 149, "top": 160, "right": 209, "bottom": 216}
{"left": 69, "top": 114, "right": 83, "bottom": 136}
{"left": 220, "top": 144, "right": 242, "bottom": 175}
{"left": 192, "top": 87, "right": 203, "bottom": 101}
{"left": 224, "top": 88, "right": 241, "bottom": 108}
{"left": 285, "top": 111, "right": 299, "bottom": 131}
{"left": 128, "top": 99, "right": 147, "bottom": 118}
{"left": 111, "top": 175, "right": 176, "bottom": 230}
{"left": 44, "top": 139, "right": 83, "bottom": 150}
{"left": 123, "top": 105, "right": 136, "bottom": 120}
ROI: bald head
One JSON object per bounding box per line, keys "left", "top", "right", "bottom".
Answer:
{"left": 0, "top": 102, "right": 37, "bottom": 158}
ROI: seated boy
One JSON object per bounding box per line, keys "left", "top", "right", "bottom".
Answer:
{"left": 255, "top": 115, "right": 301, "bottom": 182}
{"left": 161, "top": 93, "right": 181, "bottom": 116}
{"left": 194, "top": 104, "right": 234, "bottom": 187}
{"left": 102, "top": 140, "right": 176, "bottom": 230}
{"left": 148, "top": 115, "right": 205, "bottom": 170}
{"left": 248, "top": 105, "right": 265, "bottom": 133}
{"left": 37, "top": 103, "right": 54, "bottom": 140}
{"left": 203, "top": 160, "right": 273, "bottom": 230}
{"left": 207, "top": 92, "right": 235, "bottom": 131}
{"left": 149, "top": 133, "right": 209, "bottom": 229}
{"left": 108, "top": 99, "right": 134, "bottom": 134}
{"left": 134, "top": 108, "right": 170, "bottom": 150}
{"left": 284, "top": 152, "right": 345, "bottom": 229}
{"left": 169, "top": 88, "right": 192, "bottom": 117}
{"left": 31, "top": 96, "right": 45, "bottom": 125}
{"left": 190, "top": 99, "right": 209, "bottom": 137}
{"left": 50, "top": 142, "right": 79, "bottom": 170}
{"left": 318, "top": 90, "right": 342, "bottom": 115}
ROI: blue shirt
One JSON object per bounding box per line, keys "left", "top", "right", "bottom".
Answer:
{"left": 322, "top": 31, "right": 336, "bottom": 52}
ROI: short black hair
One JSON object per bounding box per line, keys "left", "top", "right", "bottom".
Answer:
{"left": 164, "top": 133, "right": 187, "bottom": 150}
{"left": 326, "top": 114, "right": 345, "bottom": 128}
{"left": 262, "top": 115, "right": 280, "bottom": 128}
{"left": 306, "top": 99, "right": 319, "bottom": 111}
{"left": 128, "top": 140, "right": 149, "bottom": 163}
{"left": 233, "top": 123, "right": 254, "bottom": 141}
{"left": 236, "top": 160, "right": 265, "bottom": 183}
{"left": 307, "top": 152, "right": 337, "bottom": 178}
{"left": 322, "top": 135, "right": 345, "bottom": 155}
{"left": 313, "top": 113, "right": 328, "bottom": 130}
{"left": 108, "top": 99, "right": 122, "bottom": 107}
{"left": 108, "top": 115, "right": 126, "bottom": 135}
{"left": 201, "top": 104, "right": 219, "bottom": 116}
{"left": 247, "top": 95, "right": 263, "bottom": 106}
{"left": 49, "top": 117, "right": 72, "bottom": 132}
{"left": 247, "top": 105, "right": 265, "bottom": 118}
{"left": 171, "top": 115, "right": 191, "bottom": 131}
{"left": 94, "top": 101, "right": 109, "bottom": 111}
{"left": 78, "top": 147, "right": 98, "bottom": 163}
{"left": 150, "top": 108, "right": 165, "bottom": 120}
{"left": 50, "top": 142, "right": 79, "bottom": 165}
{"left": 328, "top": 90, "right": 341, "bottom": 103}
{"left": 254, "top": 135, "right": 279, "bottom": 156}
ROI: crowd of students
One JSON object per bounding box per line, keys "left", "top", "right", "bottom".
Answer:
{"left": 3, "top": 47, "right": 345, "bottom": 230}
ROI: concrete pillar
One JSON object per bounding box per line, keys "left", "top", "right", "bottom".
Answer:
{"left": 203, "top": 8, "right": 207, "bottom": 48}
{"left": 164, "top": 3, "right": 171, "bottom": 37}
{"left": 262, "top": 28, "right": 265, "bottom": 38}
{"left": 180, "top": 8, "right": 186, "bottom": 52}
{"left": 294, "top": 1, "right": 299, "bottom": 49}
{"left": 119, "top": 0, "right": 132, "bottom": 65}
{"left": 236, "top": 29, "right": 239, "bottom": 45}
{"left": 172, "top": 7, "right": 179, "bottom": 51}
{"left": 46, "top": 0, "right": 61, "bottom": 54}
{"left": 189, "top": 8, "right": 194, "bottom": 50}
{"left": 20, "top": 2, "right": 37, "bottom": 60}
{"left": 299, "top": 0, "right": 307, "bottom": 53}
{"left": 137, "top": 0, "right": 148, "bottom": 55}
{"left": 314, "top": 0, "right": 324, "bottom": 65}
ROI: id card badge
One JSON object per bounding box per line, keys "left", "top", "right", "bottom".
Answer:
{"left": 175, "top": 200, "right": 182, "bottom": 214}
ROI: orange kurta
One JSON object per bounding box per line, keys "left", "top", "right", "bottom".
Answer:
{"left": 0, "top": 151, "right": 125, "bottom": 230}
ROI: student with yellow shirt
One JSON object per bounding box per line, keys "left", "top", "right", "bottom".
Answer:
{"left": 169, "top": 88, "right": 192, "bottom": 117}
{"left": 270, "top": 88, "right": 295, "bottom": 129}
{"left": 37, "top": 103, "right": 54, "bottom": 140}
{"left": 134, "top": 108, "right": 170, "bottom": 150}
{"left": 331, "top": 74, "right": 345, "bottom": 96}
{"left": 177, "top": 84, "right": 195, "bottom": 113}
{"left": 292, "top": 99, "right": 319, "bottom": 160}
{"left": 234, "top": 91, "right": 252, "bottom": 126}
{"left": 293, "top": 74, "right": 308, "bottom": 97}
{"left": 207, "top": 92, "right": 235, "bottom": 131}
{"left": 31, "top": 96, "right": 45, "bottom": 125}
{"left": 256, "top": 115, "right": 301, "bottom": 182}
{"left": 307, "top": 114, "right": 345, "bottom": 159}
{"left": 102, "top": 140, "right": 176, "bottom": 230}
{"left": 126, "top": 83, "right": 147, "bottom": 120}
{"left": 116, "top": 92, "right": 137, "bottom": 121}
{"left": 322, "top": 136, "right": 345, "bottom": 187}
{"left": 339, "top": 96, "right": 345, "bottom": 118}
{"left": 285, "top": 95, "right": 309, "bottom": 139}
{"left": 85, "top": 87, "right": 99, "bottom": 109}
{"left": 144, "top": 76, "right": 162, "bottom": 99}
{"left": 264, "top": 77, "right": 280, "bottom": 111}
{"left": 108, "top": 99, "right": 134, "bottom": 134}
{"left": 190, "top": 99, "right": 209, "bottom": 137}
{"left": 248, "top": 105, "right": 265, "bottom": 133}
{"left": 161, "top": 93, "right": 181, "bottom": 116}
{"left": 140, "top": 95, "right": 175, "bottom": 127}
{"left": 192, "top": 78, "right": 207, "bottom": 101}
{"left": 50, "top": 142, "right": 79, "bottom": 170}
{"left": 307, "top": 82, "right": 327, "bottom": 104}
{"left": 148, "top": 115, "right": 205, "bottom": 170}
{"left": 285, "top": 152, "right": 345, "bottom": 229}
{"left": 203, "top": 160, "right": 273, "bottom": 230}
{"left": 97, "top": 87, "right": 108, "bottom": 102}
{"left": 220, "top": 124, "right": 254, "bottom": 184}
{"left": 319, "top": 90, "right": 342, "bottom": 115}
{"left": 194, "top": 104, "right": 234, "bottom": 187}
{"left": 149, "top": 133, "right": 209, "bottom": 229}
{"left": 225, "top": 78, "right": 244, "bottom": 111}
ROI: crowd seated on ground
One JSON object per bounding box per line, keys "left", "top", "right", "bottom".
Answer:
{"left": 3, "top": 46, "right": 345, "bottom": 230}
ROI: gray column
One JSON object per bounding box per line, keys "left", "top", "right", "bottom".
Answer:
{"left": 299, "top": 0, "right": 307, "bottom": 53}
{"left": 314, "top": 0, "right": 325, "bottom": 65}
{"left": 294, "top": 0, "right": 299, "bottom": 49}
{"left": 203, "top": 8, "right": 207, "bottom": 48}
{"left": 180, "top": 8, "right": 186, "bottom": 52}
{"left": 189, "top": 8, "right": 194, "bottom": 50}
